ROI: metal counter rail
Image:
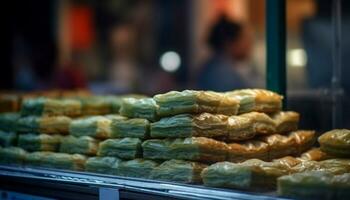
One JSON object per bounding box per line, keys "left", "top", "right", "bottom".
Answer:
{"left": 0, "top": 165, "right": 289, "bottom": 200}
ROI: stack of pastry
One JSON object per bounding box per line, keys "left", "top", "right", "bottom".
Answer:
{"left": 1, "top": 88, "right": 349, "bottom": 198}
{"left": 83, "top": 90, "right": 238, "bottom": 183}
{"left": 0, "top": 89, "right": 314, "bottom": 183}
{"left": 80, "top": 98, "right": 160, "bottom": 179}
{"left": 0, "top": 91, "right": 160, "bottom": 179}
{"left": 140, "top": 89, "right": 316, "bottom": 184}
{"left": 201, "top": 130, "right": 350, "bottom": 198}
{"left": 276, "top": 129, "right": 350, "bottom": 199}
{"left": 0, "top": 91, "right": 118, "bottom": 171}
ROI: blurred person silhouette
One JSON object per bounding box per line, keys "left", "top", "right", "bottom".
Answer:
{"left": 197, "top": 15, "right": 262, "bottom": 92}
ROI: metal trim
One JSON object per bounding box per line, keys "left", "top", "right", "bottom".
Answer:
{"left": 0, "top": 165, "right": 289, "bottom": 200}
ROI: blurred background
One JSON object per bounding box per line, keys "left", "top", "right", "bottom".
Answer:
{"left": 1, "top": 0, "right": 350, "bottom": 131}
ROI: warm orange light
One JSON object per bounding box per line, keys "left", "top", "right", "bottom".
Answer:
{"left": 68, "top": 6, "right": 95, "bottom": 50}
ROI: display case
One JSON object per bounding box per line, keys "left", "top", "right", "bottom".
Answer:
{"left": 0, "top": 0, "right": 349, "bottom": 200}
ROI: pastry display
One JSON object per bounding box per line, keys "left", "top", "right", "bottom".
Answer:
{"left": 97, "top": 138, "right": 142, "bottom": 159}
{"left": 318, "top": 129, "right": 350, "bottom": 157}
{"left": 142, "top": 137, "right": 229, "bottom": 163}
{"left": 154, "top": 90, "right": 239, "bottom": 117}
{"left": 2, "top": 89, "right": 349, "bottom": 197}
{"left": 18, "top": 133, "right": 61, "bottom": 152}
{"left": 119, "top": 98, "right": 158, "bottom": 121}
{"left": 110, "top": 118, "right": 149, "bottom": 139}
{"left": 150, "top": 113, "right": 228, "bottom": 138}
{"left": 149, "top": 159, "right": 207, "bottom": 183}
{"left": 225, "top": 89, "right": 283, "bottom": 114}
{"left": 59, "top": 136, "right": 99, "bottom": 156}
{"left": 69, "top": 116, "right": 112, "bottom": 139}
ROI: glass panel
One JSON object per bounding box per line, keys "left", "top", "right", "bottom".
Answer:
{"left": 10, "top": 0, "right": 266, "bottom": 94}
{"left": 286, "top": 0, "right": 350, "bottom": 131}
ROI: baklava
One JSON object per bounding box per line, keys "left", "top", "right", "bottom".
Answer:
{"left": 142, "top": 137, "right": 229, "bottom": 163}
{"left": 271, "top": 111, "right": 300, "bottom": 134}
{"left": 40, "top": 152, "right": 86, "bottom": 171}
{"left": 69, "top": 116, "right": 112, "bottom": 139}
{"left": 240, "top": 112, "right": 276, "bottom": 135}
{"left": 21, "top": 98, "right": 82, "bottom": 117}
{"left": 226, "top": 115, "right": 256, "bottom": 141}
{"left": 150, "top": 113, "right": 228, "bottom": 138}
{"left": 98, "top": 138, "right": 142, "bottom": 159}
{"left": 16, "top": 116, "right": 71, "bottom": 134}
{"left": 201, "top": 158, "right": 291, "bottom": 190}
{"left": 225, "top": 89, "right": 283, "bottom": 114}
{"left": 110, "top": 118, "right": 149, "bottom": 139}
{"left": 118, "top": 159, "right": 159, "bottom": 179}
{"left": 85, "top": 156, "right": 122, "bottom": 175}
{"left": 227, "top": 140, "right": 269, "bottom": 162}
{"left": 318, "top": 129, "right": 350, "bottom": 157}
{"left": 259, "top": 134, "right": 298, "bottom": 160}
{"left": 0, "top": 112, "right": 20, "bottom": 132}
{"left": 25, "top": 151, "right": 53, "bottom": 167}
{"left": 149, "top": 159, "right": 207, "bottom": 183}
{"left": 119, "top": 98, "right": 158, "bottom": 121}
{"left": 300, "top": 148, "right": 334, "bottom": 161}
{"left": 18, "top": 133, "right": 61, "bottom": 152}
{"left": 289, "top": 130, "right": 316, "bottom": 154}
{"left": 277, "top": 172, "right": 350, "bottom": 200}
{"left": 78, "top": 96, "right": 113, "bottom": 115}
{"left": 60, "top": 136, "right": 99, "bottom": 156}
{"left": 0, "top": 147, "right": 27, "bottom": 165}
{"left": 291, "top": 159, "right": 350, "bottom": 175}
{"left": 0, "top": 131, "right": 17, "bottom": 147}
{"left": 154, "top": 90, "right": 239, "bottom": 117}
